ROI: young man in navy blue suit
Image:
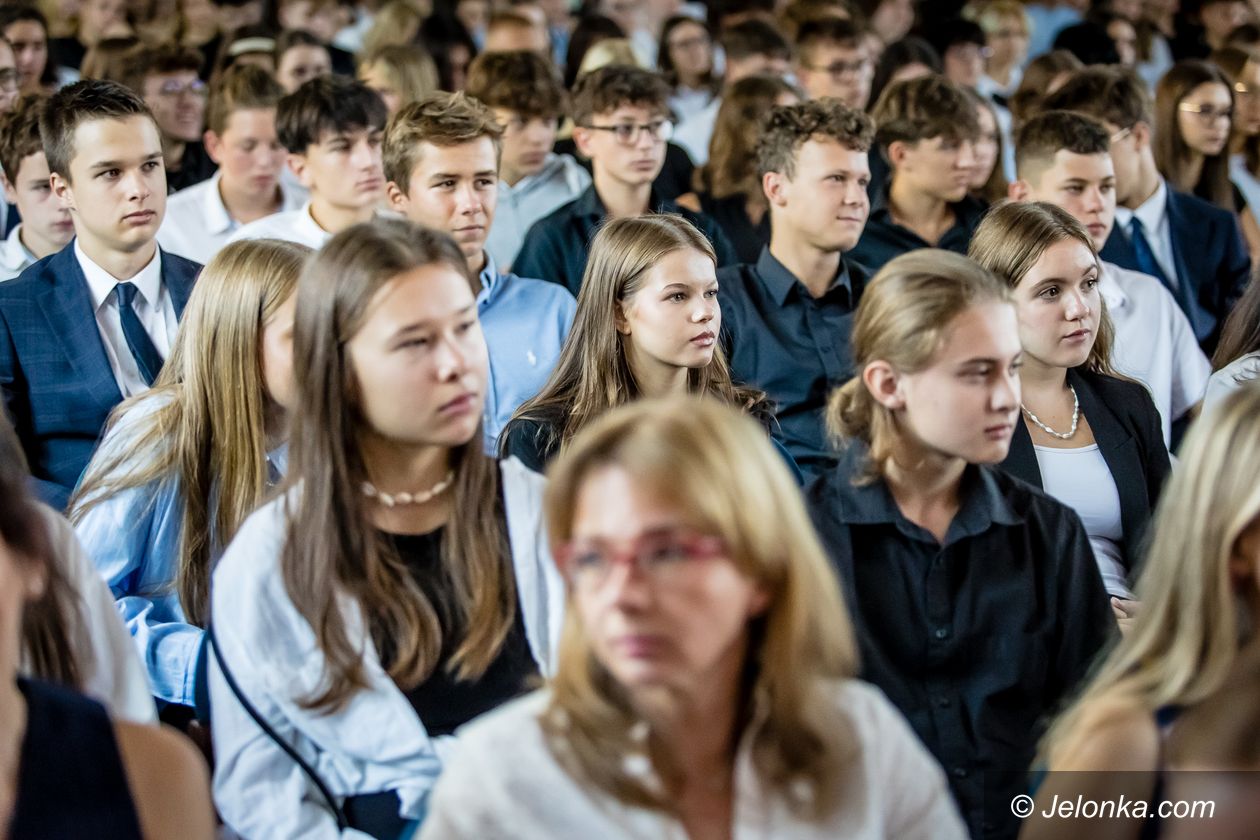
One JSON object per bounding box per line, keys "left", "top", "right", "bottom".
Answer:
{"left": 0, "top": 80, "right": 201, "bottom": 509}
{"left": 1043, "top": 67, "right": 1250, "bottom": 355}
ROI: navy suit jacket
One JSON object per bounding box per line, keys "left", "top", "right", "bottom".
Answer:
{"left": 0, "top": 243, "right": 200, "bottom": 510}
{"left": 1099, "top": 187, "right": 1249, "bottom": 354}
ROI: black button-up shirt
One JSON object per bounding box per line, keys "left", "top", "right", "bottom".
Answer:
{"left": 717, "top": 247, "right": 868, "bottom": 478}
{"left": 514, "top": 185, "right": 739, "bottom": 296}
{"left": 847, "top": 192, "right": 988, "bottom": 274}
{"left": 805, "top": 444, "right": 1115, "bottom": 840}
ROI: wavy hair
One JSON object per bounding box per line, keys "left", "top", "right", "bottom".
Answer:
{"left": 543, "top": 396, "right": 860, "bottom": 818}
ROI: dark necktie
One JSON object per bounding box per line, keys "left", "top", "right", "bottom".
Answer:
{"left": 115, "top": 282, "right": 163, "bottom": 386}
{"left": 1128, "top": 216, "right": 1171, "bottom": 289}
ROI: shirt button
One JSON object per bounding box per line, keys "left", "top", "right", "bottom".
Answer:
{"left": 933, "top": 627, "right": 951, "bottom": 640}
{"left": 951, "top": 766, "right": 968, "bottom": 779}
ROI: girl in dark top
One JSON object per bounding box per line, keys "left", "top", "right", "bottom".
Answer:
{"left": 500, "top": 213, "right": 771, "bottom": 473}
{"left": 1155, "top": 60, "right": 1242, "bottom": 214}
{"left": 208, "top": 219, "right": 564, "bottom": 839}
{"left": 678, "top": 74, "right": 800, "bottom": 264}
{"left": 804, "top": 248, "right": 1113, "bottom": 840}
{"left": 1025, "top": 386, "right": 1260, "bottom": 840}
{"left": 0, "top": 412, "right": 214, "bottom": 840}
{"left": 970, "top": 201, "right": 1170, "bottom": 617}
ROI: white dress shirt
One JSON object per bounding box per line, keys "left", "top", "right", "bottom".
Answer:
{"left": 0, "top": 223, "right": 38, "bottom": 282}
{"left": 76, "top": 240, "right": 177, "bottom": 398}
{"left": 420, "top": 681, "right": 968, "bottom": 840}
{"left": 1203, "top": 351, "right": 1260, "bottom": 412}
{"left": 158, "top": 170, "right": 308, "bottom": 264}
{"left": 226, "top": 201, "right": 334, "bottom": 250}
{"left": 1100, "top": 260, "right": 1211, "bottom": 444}
{"left": 673, "top": 95, "right": 721, "bottom": 166}
{"left": 1114, "top": 177, "right": 1179, "bottom": 289}
{"left": 485, "top": 153, "right": 590, "bottom": 271}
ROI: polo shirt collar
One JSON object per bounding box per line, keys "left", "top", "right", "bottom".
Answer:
{"left": 478, "top": 250, "right": 502, "bottom": 301}
{"left": 868, "top": 186, "right": 987, "bottom": 229}
{"left": 830, "top": 441, "right": 1023, "bottom": 541}
{"left": 199, "top": 171, "right": 234, "bottom": 236}
{"left": 754, "top": 245, "right": 852, "bottom": 306}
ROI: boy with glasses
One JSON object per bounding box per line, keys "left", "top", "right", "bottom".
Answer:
{"left": 465, "top": 50, "right": 589, "bottom": 271}
{"left": 793, "top": 17, "right": 872, "bottom": 110}
{"left": 122, "top": 46, "right": 216, "bottom": 192}
{"left": 514, "top": 65, "right": 735, "bottom": 294}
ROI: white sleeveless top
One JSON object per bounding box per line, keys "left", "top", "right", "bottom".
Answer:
{"left": 1034, "top": 444, "right": 1132, "bottom": 599}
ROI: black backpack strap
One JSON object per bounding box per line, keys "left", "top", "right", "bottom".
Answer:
{"left": 206, "top": 624, "right": 349, "bottom": 832}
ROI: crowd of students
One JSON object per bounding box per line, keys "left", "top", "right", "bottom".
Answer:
{"left": 3, "top": 0, "right": 1260, "bottom": 838}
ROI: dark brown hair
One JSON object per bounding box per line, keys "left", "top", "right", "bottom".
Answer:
{"left": 120, "top": 43, "right": 203, "bottom": 93}
{"left": 465, "top": 49, "right": 566, "bottom": 120}
{"left": 1155, "top": 59, "right": 1236, "bottom": 210}
{"left": 39, "top": 79, "right": 154, "bottom": 181}
{"left": 1009, "top": 49, "right": 1083, "bottom": 128}
{"left": 1041, "top": 65, "right": 1153, "bottom": 129}
{"left": 869, "top": 74, "right": 980, "bottom": 156}
{"left": 697, "top": 74, "right": 797, "bottom": 198}
{"left": 1014, "top": 109, "right": 1111, "bottom": 182}
{"left": 0, "top": 94, "right": 45, "bottom": 183}
{"left": 756, "top": 97, "right": 873, "bottom": 179}
{"left": 275, "top": 74, "right": 386, "bottom": 154}
{"left": 570, "top": 64, "right": 671, "bottom": 125}
{"left": 1211, "top": 45, "right": 1260, "bottom": 176}
{"left": 383, "top": 92, "right": 503, "bottom": 191}
{"left": 284, "top": 217, "right": 513, "bottom": 711}
{"left": 1212, "top": 267, "right": 1260, "bottom": 370}
{"left": 206, "top": 62, "right": 284, "bottom": 136}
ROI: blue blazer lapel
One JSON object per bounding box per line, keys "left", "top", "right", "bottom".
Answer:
{"left": 37, "top": 246, "right": 122, "bottom": 406}
{"left": 160, "top": 249, "right": 198, "bottom": 318}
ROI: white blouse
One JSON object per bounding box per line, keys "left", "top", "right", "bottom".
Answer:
{"left": 419, "top": 681, "right": 968, "bottom": 840}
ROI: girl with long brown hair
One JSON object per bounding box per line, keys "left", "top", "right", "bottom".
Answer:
{"left": 208, "top": 218, "right": 564, "bottom": 839}
{"left": 1154, "top": 60, "right": 1239, "bottom": 213}
{"left": 501, "top": 213, "right": 773, "bottom": 474}
{"left": 805, "top": 248, "right": 1113, "bottom": 839}
{"left": 423, "top": 396, "right": 966, "bottom": 839}
{"left": 970, "top": 201, "right": 1171, "bottom": 614}
{"left": 70, "top": 238, "right": 307, "bottom": 713}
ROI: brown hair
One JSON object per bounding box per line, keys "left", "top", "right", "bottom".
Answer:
{"left": 206, "top": 62, "right": 284, "bottom": 136}
{"left": 826, "top": 249, "right": 1012, "bottom": 481}
{"left": 543, "top": 396, "right": 860, "bottom": 818}
{"left": 696, "top": 74, "right": 797, "bottom": 198}
{"left": 383, "top": 91, "right": 503, "bottom": 191}
{"left": 503, "top": 214, "right": 769, "bottom": 459}
{"left": 1041, "top": 65, "right": 1153, "bottom": 129}
{"left": 120, "top": 43, "right": 204, "bottom": 94}
{"left": 0, "top": 414, "right": 83, "bottom": 689}
{"left": 793, "top": 14, "right": 862, "bottom": 61}
{"left": 1212, "top": 267, "right": 1260, "bottom": 369}
{"left": 275, "top": 74, "right": 387, "bottom": 154}
{"left": 78, "top": 35, "right": 142, "bottom": 83}
{"left": 966, "top": 88, "right": 1009, "bottom": 205}
{"left": 1009, "top": 49, "right": 1083, "bottom": 129}
{"left": 465, "top": 49, "right": 567, "bottom": 121}
{"left": 968, "top": 200, "right": 1121, "bottom": 376}
{"left": 1211, "top": 45, "right": 1260, "bottom": 177}
{"left": 1014, "top": 109, "right": 1111, "bottom": 183}
{"left": 0, "top": 94, "right": 45, "bottom": 183}
{"left": 1155, "top": 60, "right": 1236, "bottom": 210}
{"left": 869, "top": 74, "right": 980, "bottom": 157}
{"left": 284, "top": 217, "right": 513, "bottom": 711}
{"left": 756, "top": 97, "right": 873, "bottom": 180}
{"left": 570, "top": 64, "right": 670, "bottom": 126}
{"left": 39, "top": 79, "right": 154, "bottom": 181}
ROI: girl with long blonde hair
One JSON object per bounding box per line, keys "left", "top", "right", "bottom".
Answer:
{"left": 422, "top": 396, "right": 966, "bottom": 839}
{"left": 70, "top": 238, "right": 309, "bottom": 712}
{"left": 500, "top": 213, "right": 770, "bottom": 473}
{"left": 806, "top": 249, "right": 1113, "bottom": 840}
{"left": 1025, "top": 386, "right": 1260, "bottom": 840}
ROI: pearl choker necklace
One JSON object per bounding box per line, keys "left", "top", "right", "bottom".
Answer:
{"left": 1021, "top": 385, "right": 1080, "bottom": 440}
{"left": 361, "top": 471, "right": 455, "bottom": 507}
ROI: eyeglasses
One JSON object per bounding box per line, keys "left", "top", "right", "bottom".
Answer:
{"left": 157, "top": 78, "right": 208, "bottom": 98}
{"left": 555, "top": 529, "right": 727, "bottom": 591}
{"left": 582, "top": 119, "right": 674, "bottom": 146}
{"left": 668, "top": 34, "right": 710, "bottom": 51}
{"left": 804, "top": 58, "right": 870, "bottom": 78}
{"left": 1235, "top": 81, "right": 1258, "bottom": 99}
{"left": 0, "top": 68, "right": 17, "bottom": 91}
{"left": 1178, "top": 102, "right": 1232, "bottom": 124}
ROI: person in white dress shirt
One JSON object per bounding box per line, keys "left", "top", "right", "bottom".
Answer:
{"left": 229, "top": 74, "right": 387, "bottom": 249}
{"left": 0, "top": 95, "right": 74, "bottom": 280}
{"left": 158, "top": 65, "right": 306, "bottom": 264}
{"left": 1205, "top": 268, "right": 1260, "bottom": 409}
{"left": 1010, "top": 110, "right": 1211, "bottom": 444}
{"left": 421, "top": 397, "right": 966, "bottom": 840}
{"left": 465, "top": 50, "right": 590, "bottom": 271}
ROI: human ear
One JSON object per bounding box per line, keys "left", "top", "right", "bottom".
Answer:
{"left": 49, "top": 172, "right": 75, "bottom": 213}
{"left": 886, "top": 140, "right": 909, "bottom": 170}
{"left": 862, "top": 360, "right": 905, "bottom": 410}
{"left": 203, "top": 130, "right": 224, "bottom": 165}
{"left": 614, "top": 299, "right": 631, "bottom": 335}
{"left": 287, "top": 152, "right": 312, "bottom": 189}
{"left": 1008, "top": 178, "right": 1031, "bottom": 201}
{"left": 386, "top": 181, "right": 410, "bottom": 212}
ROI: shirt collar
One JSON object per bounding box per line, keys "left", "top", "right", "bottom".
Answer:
{"left": 868, "top": 187, "right": 986, "bottom": 228}
{"left": 478, "top": 250, "right": 501, "bottom": 301}
{"left": 298, "top": 202, "right": 335, "bottom": 242}
{"left": 1116, "top": 176, "right": 1167, "bottom": 233}
{"left": 200, "top": 171, "right": 234, "bottom": 235}
{"left": 754, "top": 245, "right": 853, "bottom": 306}
{"left": 0, "top": 224, "right": 35, "bottom": 271}
{"left": 830, "top": 442, "right": 1023, "bottom": 541}
{"left": 500, "top": 153, "right": 561, "bottom": 195}
{"left": 75, "top": 238, "right": 163, "bottom": 311}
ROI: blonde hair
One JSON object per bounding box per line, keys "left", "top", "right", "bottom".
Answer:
{"left": 826, "top": 249, "right": 1012, "bottom": 481}
{"left": 358, "top": 43, "right": 440, "bottom": 112}
{"left": 1040, "top": 386, "right": 1260, "bottom": 766}
{"left": 578, "top": 39, "right": 643, "bottom": 78}
{"left": 70, "top": 239, "right": 310, "bottom": 625}
{"left": 360, "top": 0, "right": 427, "bottom": 55}
{"left": 542, "top": 396, "right": 860, "bottom": 818}
{"left": 968, "top": 200, "right": 1121, "bottom": 378}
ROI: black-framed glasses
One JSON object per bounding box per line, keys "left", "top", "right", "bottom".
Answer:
{"left": 1178, "top": 102, "right": 1232, "bottom": 124}
{"left": 157, "top": 78, "right": 208, "bottom": 98}
{"left": 582, "top": 119, "right": 674, "bottom": 146}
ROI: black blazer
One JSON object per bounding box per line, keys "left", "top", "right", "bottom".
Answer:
{"left": 1099, "top": 186, "right": 1249, "bottom": 355}
{"left": 1001, "top": 368, "right": 1171, "bottom": 575}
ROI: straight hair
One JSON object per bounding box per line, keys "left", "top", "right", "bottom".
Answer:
{"left": 1155, "top": 60, "right": 1236, "bottom": 210}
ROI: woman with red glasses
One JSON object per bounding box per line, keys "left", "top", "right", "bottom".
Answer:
{"left": 420, "top": 396, "right": 965, "bottom": 840}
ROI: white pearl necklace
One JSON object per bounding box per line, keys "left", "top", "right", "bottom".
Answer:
{"left": 361, "top": 471, "right": 455, "bottom": 507}
{"left": 1021, "top": 385, "right": 1080, "bottom": 440}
